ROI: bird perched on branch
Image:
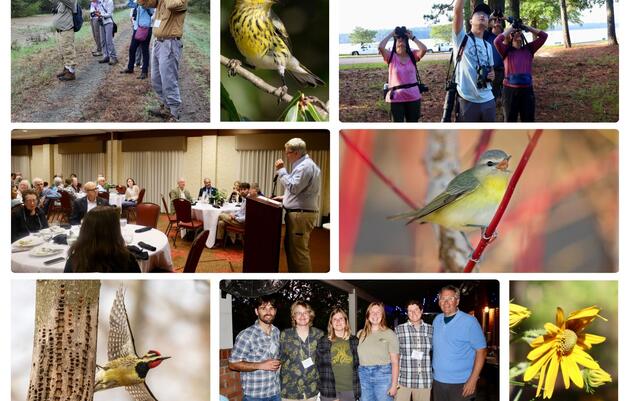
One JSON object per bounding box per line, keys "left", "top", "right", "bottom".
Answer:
{"left": 389, "top": 149, "right": 511, "bottom": 247}
{"left": 228, "top": 0, "right": 325, "bottom": 96}
{"left": 94, "top": 287, "right": 170, "bottom": 401}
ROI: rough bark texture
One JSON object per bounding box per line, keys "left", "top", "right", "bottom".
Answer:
{"left": 560, "top": 0, "right": 572, "bottom": 48}
{"left": 27, "top": 280, "right": 100, "bottom": 401}
{"left": 509, "top": 0, "right": 519, "bottom": 19}
{"left": 606, "top": 0, "right": 618, "bottom": 46}
{"left": 424, "top": 131, "right": 470, "bottom": 272}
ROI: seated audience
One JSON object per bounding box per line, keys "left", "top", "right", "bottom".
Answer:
{"left": 216, "top": 182, "right": 250, "bottom": 242}
{"left": 228, "top": 180, "right": 243, "bottom": 203}
{"left": 96, "top": 175, "right": 109, "bottom": 192}
{"left": 64, "top": 206, "right": 141, "bottom": 273}
{"left": 11, "top": 189, "right": 49, "bottom": 242}
{"left": 250, "top": 182, "right": 263, "bottom": 197}
{"left": 61, "top": 178, "right": 78, "bottom": 199}
{"left": 122, "top": 177, "right": 140, "bottom": 208}
{"left": 11, "top": 185, "right": 21, "bottom": 208}
{"left": 69, "top": 181, "right": 109, "bottom": 225}
{"left": 16, "top": 179, "right": 30, "bottom": 203}
{"left": 169, "top": 177, "right": 193, "bottom": 212}
{"left": 198, "top": 177, "right": 218, "bottom": 200}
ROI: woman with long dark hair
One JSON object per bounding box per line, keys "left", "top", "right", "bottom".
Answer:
{"left": 122, "top": 177, "right": 140, "bottom": 208}
{"left": 316, "top": 308, "right": 361, "bottom": 401}
{"left": 64, "top": 206, "right": 140, "bottom": 273}
{"left": 378, "top": 27, "right": 428, "bottom": 122}
{"left": 357, "top": 302, "right": 399, "bottom": 401}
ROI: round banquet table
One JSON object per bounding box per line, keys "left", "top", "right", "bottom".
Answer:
{"left": 191, "top": 202, "right": 241, "bottom": 248}
{"left": 11, "top": 224, "right": 173, "bottom": 273}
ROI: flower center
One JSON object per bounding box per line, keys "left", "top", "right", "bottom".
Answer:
{"left": 559, "top": 329, "right": 578, "bottom": 354}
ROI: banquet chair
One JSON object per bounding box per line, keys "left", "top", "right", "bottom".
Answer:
{"left": 183, "top": 230, "right": 210, "bottom": 273}
{"left": 126, "top": 188, "right": 146, "bottom": 221}
{"left": 172, "top": 198, "right": 204, "bottom": 248}
{"left": 59, "top": 190, "right": 74, "bottom": 223}
{"left": 224, "top": 225, "right": 245, "bottom": 249}
{"left": 135, "top": 202, "right": 161, "bottom": 229}
{"left": 97, "top": 191, "right": 110, "bottom": 202}
{"left": 161, "top": 194, "right": 178, "bottom": 237}
{"left": 116, "top": 185, "right": 126, "bottom": 194}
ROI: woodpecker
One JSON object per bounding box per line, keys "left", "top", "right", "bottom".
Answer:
{"left": 95, "top": 287, "right": 170, "bottom": 401}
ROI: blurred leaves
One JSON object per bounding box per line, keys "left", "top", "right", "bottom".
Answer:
{"left": 279, "top": 93, "right": 326, "bottom": 122}
{"left": 220, "top": 82, "right": 244, "bottom": 121}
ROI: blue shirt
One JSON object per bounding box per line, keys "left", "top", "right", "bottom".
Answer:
{"left": 234, "top": 198, "right": 246, "bottom": 224}
{"left": 229, "top": 321, "right": 281, "bottom": 398}
{"left": 485, "top": 31, "right": 503, "bottom": 69}
{"left": 453, "top": 28, "right": 494, "bottom": 103}
{"left": 127, "top": 0, "right": 154, "bottom": 29}
{"left": 277, "top": 154, "right": 321, "bottom": 211}
{"left": 432, "top": 310, "right": 486, "bottom": 383}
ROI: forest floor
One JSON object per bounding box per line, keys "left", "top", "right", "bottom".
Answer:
{"left": 339, "top": 43, "right": 618, "bottom": 122}
{"left": 11, "top": 11, "right": 210, "bottom": 122}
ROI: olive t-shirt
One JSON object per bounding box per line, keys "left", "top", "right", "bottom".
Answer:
{"left": 357, "top": 328, "right": 399, "bottom": 366}
{"left": 331, "top": 338, "right": 353, "bottom": 392}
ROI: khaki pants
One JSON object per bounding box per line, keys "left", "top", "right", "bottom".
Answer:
{"left": 395, "top": 386, "right": 431, "bottom": 401}
{"left": 284, "top": 211, "right": 317, "bottom": 273}
{"left": 57, "top": 29, "right": 76, "bottom": 69}
{"left": 216, "top": 212, "right": 244, "bottom": 240}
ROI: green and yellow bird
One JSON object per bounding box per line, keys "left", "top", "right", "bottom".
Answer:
{"left": 229, "top": 0, "right": 325, "bottom": 88}
{"left": 389, "top": 149, "right": 511, "bottom": 234}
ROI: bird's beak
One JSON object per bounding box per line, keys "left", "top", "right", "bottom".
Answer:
{"left": 497, "top": 156, "right": 511, "bottom": 171}
{"left": 158, "top": 356, "right": 171, "bottom": 362}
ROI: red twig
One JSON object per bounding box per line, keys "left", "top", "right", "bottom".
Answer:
{"left": 463, "top": 129, "right": 543, "bottom": 273}
{"left": 474, "top": 129, "right": 494, "bottom": 163}
{"left": 340, "top": 132, "right": 419, "bottom": 210}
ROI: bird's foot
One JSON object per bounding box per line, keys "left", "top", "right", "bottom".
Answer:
{"left": 226, "top": 59, "right": 241, "bottom": 77}
{"left": 273, "top": 85, "right": 288, "bottom": 102}
{"left": 482, "top": 228, "right": 498, "bottom": 243}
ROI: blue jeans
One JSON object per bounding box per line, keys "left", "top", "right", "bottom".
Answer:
{"left": 243, "top": 395, "right": 281, "bottom": 401}
{"left": 359, "top": 364, "right": 393, "bottom": 401}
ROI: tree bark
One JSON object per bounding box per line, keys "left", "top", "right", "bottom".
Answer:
{"left": 424, "top": 131, "right": 470, "bottom": 272}
{"left": 560, "top": 0, "right": 572, "bottom": 48}
{"left": 606, "top": 0, "right": 618, "bottom": 46}
{"left": 27, "top": 280, "right": 100, "bottom": 401}
{"left": 488, "top": 0, "right": 505, "bottom": 14}
{"left": 509, "top": 0, "right": 519, "bottom": 19}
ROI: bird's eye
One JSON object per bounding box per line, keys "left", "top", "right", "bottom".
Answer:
{"left": 486, "top": 161, "right": 495, "bottom": 166}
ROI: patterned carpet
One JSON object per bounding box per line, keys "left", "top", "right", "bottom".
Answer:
{"left": 156, "top": 215, "right": 330, "bottom": 273}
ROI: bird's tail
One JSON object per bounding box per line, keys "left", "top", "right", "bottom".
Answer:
{"left": 287, "top": 61, "right": 325, "bottom": 87}
{"left": 387, "top": 210, "right": 425, "bottom": 226}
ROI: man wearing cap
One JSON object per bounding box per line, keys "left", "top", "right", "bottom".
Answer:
{"left": 452, "top": 0, "right": 496, "bottom": 122}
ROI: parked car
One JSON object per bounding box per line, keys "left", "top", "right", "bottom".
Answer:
{"left": 350, "top": 43, "right": 379, "bottom": 55}
{"left": 427, "top": 43, "right": 453, "bottom": 53}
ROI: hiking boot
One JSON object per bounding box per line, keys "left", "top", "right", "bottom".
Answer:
{"left": 109, "top": 58, "right": 118, "bottom": 65}
{"left": 148, "top": 105, "right": 169, "bottom": 118}
{"left": 98, "top": 58, "right": 110, "bottom": 64}
{"left": 135, "top": 61, "right": 141, "bottom": 67}
{"left": 58, "top": 70, "right": 76, "bottom": 81}
{"left": 56, "top": 68, "right": 68, "bottom": 78}
{"left": 92, "top": 51, "right": 103, "bottom": 57}
{"left": 165, "top": 113, "right": 179, "bottom": 122}
{"left": 137, "top": 72, "right": 147, "bottom": 79}
{"left": 120, "top": 68, "right": 134, "bottom": 74}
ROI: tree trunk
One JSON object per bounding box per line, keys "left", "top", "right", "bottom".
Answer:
{"left": 27, "top": 280, "right": 100, "bottom": 401}
{"left": 488, "top": 0, "right": 505, "bottom": 14}
{"left": 560, "top": 0, "right": 572, "bottom": 48}
{"left": 509, "top": 0, "right": 519, "bottom": 19}
{"left": 424, "top": 131, "right": 470, "bottom": 272}
{"left": 606, "top": 0, "right": 618, "bottom": 46}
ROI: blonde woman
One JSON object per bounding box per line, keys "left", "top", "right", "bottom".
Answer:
{"left": 316, "top": 308, "right": 361, "bottom": 401}
{"left": 279, "top": 301, "right": 324, "bottom": 401}
{"left": 357, "top": 302, "right": 400, "bottom": 401}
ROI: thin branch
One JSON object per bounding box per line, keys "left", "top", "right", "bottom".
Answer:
{"left": 464, "top": 129, "right": 543, "bottom": 273}
{"left": 341, "top": 131, "right": 419, "bottom": 210}
{"left": 220, "top": 55, "right": 329, "bottom": 117}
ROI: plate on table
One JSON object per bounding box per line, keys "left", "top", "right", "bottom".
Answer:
{"left": 50, "top": 225, "right": 66, "bottom": 234}
{"left": 13, "top": 236, "right": 44, "bottom": 249}
{"left": 29, "top": 245, "right": 64, "bottom": 257}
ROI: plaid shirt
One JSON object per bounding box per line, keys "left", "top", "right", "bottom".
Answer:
{"left": 316, "top": 336, "right": 361, "bottom": 400}
{"left": 395, "top": 321, "right": 433, "bottom": 389}
{"left": 229, "top": 322, "right": 281, "bottom": 398}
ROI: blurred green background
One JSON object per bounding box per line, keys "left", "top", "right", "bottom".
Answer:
{"left": 221, "top": 0, "right": 329, "bottom": 121}
{"left": 510, "top": 281, "right": 617, "bottom": 401}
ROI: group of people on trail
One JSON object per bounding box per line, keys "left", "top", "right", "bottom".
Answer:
{"left": 51, "top": 0, "right": 188, "bottom": 121}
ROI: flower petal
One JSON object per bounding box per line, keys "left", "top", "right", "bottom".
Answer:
{"left": 559, "top": 356, "right": 571, "bottom": 389}
{"left": 583, "top": 333, "right": 606, "bottom": 346}
{"left": 527, "top": 339, "right": 555, "bottom": 361}
{"left": 544, "top": 322, "right": 560, "bottom": 335}
{"left": 565, "top": 355, "right": 584, "bottom": 388}
{"left": 543, "top": 354, "right": 559, "bottom": 399}
{"left": 556, "top": 307, "right": 565, "bottom": 327}
{"left": 525, "top": 351, "right": 553, "bottom": 382}
{"left": 536, "top": 359, "right": 548, "bottom": 398}
{"left": 571, "top": 347, "right": 601, "bottom": 370}
{"left": 567, "top": 306, "right": 601, "bottom": 320}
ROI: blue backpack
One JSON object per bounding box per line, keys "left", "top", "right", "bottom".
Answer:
{"left": 73, "top": 1, "right": 83, "bottom": 32}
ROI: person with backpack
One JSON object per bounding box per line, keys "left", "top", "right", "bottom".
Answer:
{"left": 378, "top": 27, "right": 428, "bottom": 122}
{"left": 452, "top": 0, "right": 496, "bottom": 122}
{"left": 493, "top": 21, "right": 547, "bottom": 121}
{"left": 52, "top": 0, "right": 79, "bottom": 81}
{"left": 94, "top": 0, "right": 118, "bottom": 65}
{"left": 120, "top": 0, "right": 155, "bottom": 79}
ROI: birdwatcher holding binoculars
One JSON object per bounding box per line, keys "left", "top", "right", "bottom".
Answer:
{"left": 378, "top": 26, "right": 428, "bottom": 122}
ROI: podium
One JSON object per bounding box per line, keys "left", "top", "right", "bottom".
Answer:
{"left": 243, "top": 196, "right": 283, "bottom": 272}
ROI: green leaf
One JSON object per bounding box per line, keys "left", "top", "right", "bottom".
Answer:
{"left": 220, "top": 83, "right": 241, "bottom": 121}
{"left": 305, "top": 102, "right": 324, "bottom": 121}
{"left": 279, "top": 93, "right": 302, "bottom": 121}
{"left": 284, "top": 104, "right": 299, "bottom": 121}
{"left": 521, "top": 329, "right": 547, "bottom": 345}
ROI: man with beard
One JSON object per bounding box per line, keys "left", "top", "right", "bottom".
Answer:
{"left": 229, "top": 296, "right": 282, "bottom": 401}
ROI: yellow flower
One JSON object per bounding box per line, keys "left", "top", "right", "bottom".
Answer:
{"left": 510, "top": 303, "right": 532, "bottom": 328}
{"left": 523, "top": 306, "right": 607, "bottom": 399}
{"left": 584, "top": 367, "right": 612, "bottom": 392}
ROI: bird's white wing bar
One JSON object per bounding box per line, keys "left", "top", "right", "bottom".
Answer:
{"left": 108, "top": 286, "right": 139, "bottom": 361}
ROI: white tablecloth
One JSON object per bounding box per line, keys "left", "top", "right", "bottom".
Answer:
{"left": 109, "top": 193, "right": 124, "bottom": 208}
{"left": 191, "top": 203, "right": 241, "bottom": 248}
{"left": 11, "top": 224, "right": 173, "bottom": 273}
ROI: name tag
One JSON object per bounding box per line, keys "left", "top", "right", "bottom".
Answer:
{"left": 411, "top": 350, "right": 423, "bottom": 360}
{"left": 154, "top": 19, "right": 161, "bottom": 28}
{"left": 301, "top": 357, "right": 314, "bottom": 369}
